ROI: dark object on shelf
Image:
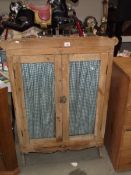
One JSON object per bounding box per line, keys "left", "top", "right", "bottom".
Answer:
{"left": 28, "top": 3, "right": 52, "bottom": 28}
{"left": 107, "top": 0, "right": 131, "bottom": 56}
{"left": 119, "top": 42, "right": 131, "bottom": 52}
{"left": 121, "top": 21, "right": 131, "bottom": 36}
{"left": 117, "top": 0, "right": 131, "bottom": 21}
{"left": 2, "top": 1, "right": 35, "bottom": 32}
{"left": 0, "top": 16, "right": 4, "bottom": 36}
{"left": 0, "top": 87, "right": 19, "bottom": 174}
{"left": 84, "top": 16, "right": 98, "bottom": 35}
{"left": 47, "top": 0, "right": 83, "bottom": 36}
{"left": 1, "top": 0, "right": 81, "bottom": 36}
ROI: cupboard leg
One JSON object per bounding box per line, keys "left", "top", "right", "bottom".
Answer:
{"left": 21, "top": 153, "right": 27, "bottom": 167}
{"left": 97, "top": 146, "right": 104, "bottom": 158}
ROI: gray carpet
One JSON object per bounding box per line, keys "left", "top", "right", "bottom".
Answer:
{"left": 16, "top": 147, "right": 131, "bottom": 175}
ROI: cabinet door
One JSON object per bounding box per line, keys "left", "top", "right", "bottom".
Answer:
{"left": 11, "top": 55, "right": 63, "bottom": 152}
{"left": 62, "top": 54, "right": 108, "bottom": 147}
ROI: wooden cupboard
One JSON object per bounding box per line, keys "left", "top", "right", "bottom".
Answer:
{"left": 2, "top": 36, "right": 117, "bottom": 153}
{"left": 105, "top": 57, "right": 131, "bottom": 171}
{"left": 0, "top": 87, "right": 19, "bottom": 175}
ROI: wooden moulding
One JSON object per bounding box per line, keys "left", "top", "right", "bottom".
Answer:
{"left": 0, "top": 36, "right": 118, "bottom": 56}
{"left": 20, "top": 135, "right": 103, "bottom": 153}
{"left": 0, "top": 168, "right": 20, "bottom": 175}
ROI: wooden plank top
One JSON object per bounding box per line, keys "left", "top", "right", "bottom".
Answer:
{"left": 0, "top": 36, "right": 118, "bottom": 54}
{"left": 114, "top": 57, "right": 131, "bottom": 79}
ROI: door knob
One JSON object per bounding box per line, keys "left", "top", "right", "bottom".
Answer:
{"left": 60, "top": 96, "right": 67, "bottom": 103}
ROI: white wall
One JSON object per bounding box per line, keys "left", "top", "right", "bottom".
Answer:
{"left": 0, "top": 0, "right": 103, "bottom": 23}
{"left": 70, "top": 0, "right": 103, "bottom": 23}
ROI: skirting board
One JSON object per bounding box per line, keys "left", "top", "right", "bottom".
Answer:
{"left": 0, "top": 168, "right": 19, "bottom": 175}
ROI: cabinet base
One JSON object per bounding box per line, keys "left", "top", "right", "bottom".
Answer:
{"left": 0, "top": 168, "right": 19, "bottom": 175}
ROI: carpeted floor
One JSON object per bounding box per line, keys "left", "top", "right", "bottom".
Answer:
{"left": 16, "top": 147, "right": 131, "bottom": 175}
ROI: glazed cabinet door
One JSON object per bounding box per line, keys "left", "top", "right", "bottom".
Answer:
{"left": 11, "top": 55, "right": 63, "bottom": 152}
{"left": 62, "top": 53, "right": 109, "bottom": 148}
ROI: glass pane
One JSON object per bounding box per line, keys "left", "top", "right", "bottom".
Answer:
{"left": 21, "top": 63, "right": 55, "bottom": 139}
{"left": 69, "top": 60, "right": 100, "bottom": 136}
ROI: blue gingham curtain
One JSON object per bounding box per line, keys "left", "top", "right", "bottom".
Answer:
{"left": 22, "top": 63, "right": 55, "bottom": 139}
{"left": 69, "top": 60, "right": 100, "bottom": 136}
{"left": 21, "top": 60, "right": 100, "bottom": 139}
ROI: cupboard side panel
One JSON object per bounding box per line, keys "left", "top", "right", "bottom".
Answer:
{"left": 104, "top": 63, "right": 129, "bottom": 170}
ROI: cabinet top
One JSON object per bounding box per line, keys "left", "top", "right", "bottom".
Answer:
{"left": 0, "top": 36, "right": 117, "bottom": 55}
{"left": 114, "top": 57, "right": 131, "bottom": 78}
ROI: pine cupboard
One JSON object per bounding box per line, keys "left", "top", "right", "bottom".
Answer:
{"left": 2, "top": 36, "right": 117, "bottom": 153}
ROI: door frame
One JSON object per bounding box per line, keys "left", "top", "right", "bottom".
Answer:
{"left": 61, "top": 53, "right": 109, "bottom": 147}
{"left": 11, "top": 55, "right": 63, "bottom": 152}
